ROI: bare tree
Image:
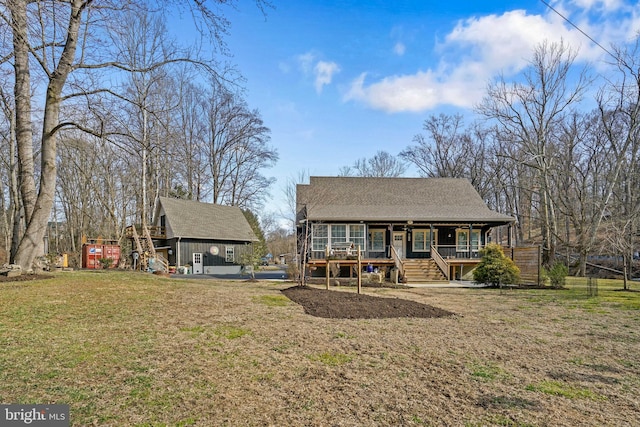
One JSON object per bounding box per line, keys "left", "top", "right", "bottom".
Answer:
{"left": 604, "top": 218, "right": 638, "bottom": 290}
{"left": 171, "top": 79, "right": 210, "bottom": 201}
{"left": 0, "top": 82, "right": 19, "bottom": 261}
{"left": 550, "top": 111, "right": 616, "bottom": 275}
{"left": 265, "top": 226, "right": 295, "bottom": 265}
{"left": 401, "top": 114, "right": 494, "bottom": 202}
{"left": 401, "top": 113, "right": 471, "bottom": 178}
{"left": 205, "top": 81, "right": 276, "bottom": 209}
{"left": 282, "top": 170, "right": 309, "bottom": 232}
{"left": 108, "top": 7, "right": 178, "bottom": 224}
{"left": 56, "top": 132, "right": 132, "bottom": 260}
{"left": 282, "top": 170, "right": 311, "bottom": 285}
{"left": 0, "top": 0, "right": 268, "bottom": 269}
{"left": 485, "top": 128, "right": 538, "bottom": 245}
{"left": 594, "top": 39, "right": 640, "bottom": 279}
{"left": 476, "top": 40, "right": 591, "bottom": 265}
{"left": 340, "top": 150, "right": 407, "bottom": 177}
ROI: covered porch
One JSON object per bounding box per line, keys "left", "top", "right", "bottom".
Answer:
{"left": 305, "top": 242, "right": 491, "bottom": 284}
{"left": 302, "top": 220, "right": 513, "bottom": 282}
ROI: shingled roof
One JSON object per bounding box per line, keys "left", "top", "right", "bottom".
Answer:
{"left": 156, "top": 197, "right": 258, "bottom": 241}
{"left": 297, "top": 177, "right": 514, "bottom": 224}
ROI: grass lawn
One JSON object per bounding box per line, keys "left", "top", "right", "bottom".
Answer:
{"left": 1, "top": 271, "right": 639, "bottom": 426}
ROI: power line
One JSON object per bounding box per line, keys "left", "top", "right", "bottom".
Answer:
{"left": 539, "top": 0, "right": 617, "bottom": 61}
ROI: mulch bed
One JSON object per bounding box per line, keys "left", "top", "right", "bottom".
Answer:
{"left": 0, "top": 274, "right": 53, "bottom": 283}
{"left": 281, "top": 285, "right": 456, "bottom": 319}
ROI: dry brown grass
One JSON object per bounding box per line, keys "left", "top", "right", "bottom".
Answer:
{"left": 1, "top": 271, "right": 639, "bottom": 426}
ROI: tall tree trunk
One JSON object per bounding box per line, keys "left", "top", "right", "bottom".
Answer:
{"left": 8, "top": 101, "right": 21, "bottom": 263}
{"left": 622, "top": 253, "right": 629, "bottom": 291}
{"left": 540, "top": 170, "right": 558, "bottom": 266}
{"left": 11, "top": 0, "right": 36, "bottom": 227}
{"left": 12, "top": 0, "right": 84, "bottom": 269}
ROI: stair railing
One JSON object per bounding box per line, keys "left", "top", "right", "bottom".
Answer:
{"left": 128, "top": 225, "right": 144, "bottom": 256}
{"left": 389, "top": 245, "right": 405, "bottom": 281}
{"left": 149, "top": 253, "right": 169, "bottom": 273}
{"left": 142, "top": 223, "right": 157, "bottom": 258}
{"left": 430, "top": 244, "right": 450, "bottom": 280}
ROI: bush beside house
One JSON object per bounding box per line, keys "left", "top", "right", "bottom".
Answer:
{"left": 473, "top": 243, "right": 520, "bottom": 287}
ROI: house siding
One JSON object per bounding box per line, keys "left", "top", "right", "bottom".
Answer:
{"left": 164, "top": 238, "right": 253, "bottom": 274}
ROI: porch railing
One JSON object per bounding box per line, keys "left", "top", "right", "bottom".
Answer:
{"left": 308, "top": 244, "right": 481, "bottom": 261}
{"left": 310, "top": 248, "right": 385, "bottom": 260}
{"left": 430, "top": 244, "right": 450, "bottom": 281}
{"left": 390, "top": 245, "right": 404, "bottom": 280}
{"left": 125, "top": 225, "right": 166, "bottom": 239}
{"left": 433, "top": 244, "right": 481, "bottom": 259}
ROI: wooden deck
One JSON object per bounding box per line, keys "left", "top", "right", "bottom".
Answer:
{"left": 307, "top": 256, "right": 483, "bottom": 283}
{"left": 125, "top": 225, "right": 166, "bottom": 239}
{"left": 307, "top": 257, "right": 480, "bottom": 267}
{"left": 305, "top": 245, "right": 535, "bottom": 284}
{"left": 308, "top": 258, "right": 395, "bottom": 266}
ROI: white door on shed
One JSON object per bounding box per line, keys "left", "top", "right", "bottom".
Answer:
{"left": 192, "top": 253, "right": 203, "bottom": 274}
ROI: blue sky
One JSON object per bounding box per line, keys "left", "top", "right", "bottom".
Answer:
{"left": 217, "top": 0, "right": 640, "bottom": 221}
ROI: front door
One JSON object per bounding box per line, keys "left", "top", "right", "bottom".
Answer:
{"left": 192, "top": 253, "right": 203, "bottom": 274}
{"left": 392, "top": 232, "right": 405, "bottom": 259}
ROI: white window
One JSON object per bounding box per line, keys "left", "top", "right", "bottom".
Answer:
{"left": 369, "top": 229, "right": 385, "bottom": 252}
{"left": 312, "top": 224, "right": 328, "bottom": 251}
{"left": 330, "top": 224, "right": 347, "bottom": 247}
{"left": 471, "top": 230, "right": 480, "bottom": 251}
{"left": 456, "top": 229, "right": 480, "bottom": 252}
{"left": 310, "top": 223, "right": 369, "bottom": 252}
{"left": 412, "top": 229, "right": 434, "bottom": 252}
{"left": 225, "top": 246, "right": 235, "bottom": 263}
{"left": 349, "top": 224, "right": 365, "bottom": 250}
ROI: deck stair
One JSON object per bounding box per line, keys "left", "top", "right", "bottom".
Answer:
{"left": 125, "top": 225, "right": 168, "bottom": 272}
{"left": 402, "top": 259, "right": 447, "bottom": 283}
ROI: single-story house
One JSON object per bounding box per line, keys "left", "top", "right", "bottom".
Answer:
{"left": 139, "top": 197, "right": 258, "bottom": 274}
{"left": 296, "top": 177, "right": 515, "bottom": 283}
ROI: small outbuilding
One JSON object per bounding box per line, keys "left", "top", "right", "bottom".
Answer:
{"left": 149, "top": 197, "right": 258, "bottom": 274}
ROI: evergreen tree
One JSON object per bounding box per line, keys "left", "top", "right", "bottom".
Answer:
{"left": 242, "top": 209, "right": 268, "bottom": 259}
{"left": 473, "top": 243, "right": 520, "bottom": 286}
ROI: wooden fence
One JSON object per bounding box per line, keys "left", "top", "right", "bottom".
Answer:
{"left": 503, "top": 246, "right": 541, "bottom": 286}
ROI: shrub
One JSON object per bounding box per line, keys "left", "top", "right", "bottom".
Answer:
{"left": 547, "top": 262, "right": 568, "bottom": 288}
{"left": 286, "top": 262, "right": 299, "bottom": 282}
{"left": 473, "top": 243, "right": 520, "bottom": 287}
{"left": 98, "top": 257, "right": 114, "bottom": 269}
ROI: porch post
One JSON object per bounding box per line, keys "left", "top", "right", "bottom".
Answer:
{"left": 177, "top": 237, "right": 181, "bottom": 268}
{"left": 430, "top": 224, "right": 434, "bottom": 252}
{"left": 508, "top": 224, "right": 513, "bottom": 247}
{"left": 469, "top": 224, "right": 473, "bottom": 254}
{"left": 325, "top": 245, "right": 330, "bottom": 290}
{"left": 357, "top": 245, "right": 362, "bottom": 294}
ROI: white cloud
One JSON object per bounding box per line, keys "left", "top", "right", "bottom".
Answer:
{"left": 445, "top": 11, "right": 575, "bottom": 71}
{"left": 393, "top": 42, "right": 406, "bottom": 56}
{"left": 296, "top": 52, "right": 341, "bottom": 94}
{"left": 297, "top": 52, "right": 316, "bottom": 74}
{"left": 344, "top": 69, "right": 483, "bottom": 112}
{"left": 314, "top": 60, "right": 340, "bottom": 94}
{"left": 568, "top": 0, "right": 625, "bottom": 12}
{"left": 344, "top": 3, "right": 639, "bottom": 113}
